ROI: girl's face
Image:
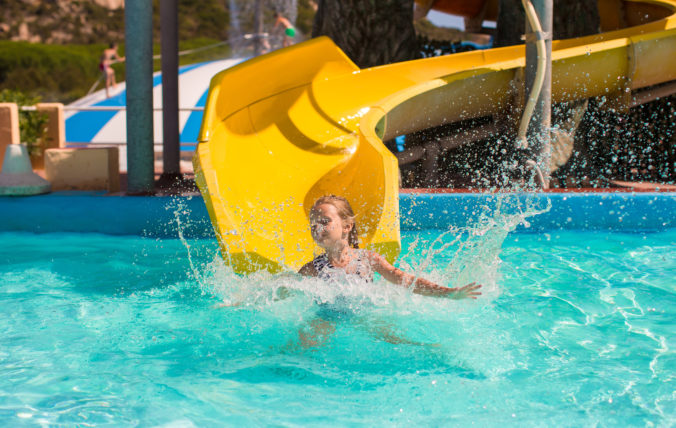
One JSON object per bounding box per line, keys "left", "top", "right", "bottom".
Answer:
{"left": 310, "top": 203, "right": 351, "bottom": 249}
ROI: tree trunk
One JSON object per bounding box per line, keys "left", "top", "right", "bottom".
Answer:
{"left": 312, "top": 0, "right": 419, "bottom": 68}
{"left": 495, "top": 0, "right": 599, "bottom": 47}
{"left": 495, "top": 0, "right": 525, "bottom": 47}
{"left": 552, "top": 0, "right": 600, "bottom": 39}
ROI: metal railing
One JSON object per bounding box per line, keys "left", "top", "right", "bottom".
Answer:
{"left": 18, "top": 105, "right": 204, "bottom": 148}
{"left": 64, "top": 106, "right": 205, "bottom": 112}
{"left": 19, "top": 106, "right": 204, "bottom": 112}
{"left": 65, "top": 141, "right": 198, "bottom": 147}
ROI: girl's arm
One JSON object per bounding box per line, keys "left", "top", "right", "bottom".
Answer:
{"left": 367, "top": 251, "right": 482, "bottom": 299}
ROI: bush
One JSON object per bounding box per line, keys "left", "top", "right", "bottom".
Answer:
{"left": 0, "top": 41, "right": 105, "bottom": 102}
{"left": 0, "top": 39, "right": 232, "bottom": 104}
{"left": 296, "top": 0, "right": 317, "bottom": 35}
{"left": 0, "top": 89, "right": 48, "bottom": 156}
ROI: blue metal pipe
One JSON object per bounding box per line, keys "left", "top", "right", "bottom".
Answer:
{"left": 125, "top": 0, "right": 155, "bottom": 194}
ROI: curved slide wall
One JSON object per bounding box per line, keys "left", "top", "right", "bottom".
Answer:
{"left": 194, "top": 0, "right": 676, "bottom": 274}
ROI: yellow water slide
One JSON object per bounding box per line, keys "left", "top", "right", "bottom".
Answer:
{"left": 194, "top": 0, "right": 676, "bottom": 274}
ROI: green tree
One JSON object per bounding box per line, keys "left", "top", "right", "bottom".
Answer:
{"left": 296, "top": 0, "right": 318, "bottom": 35}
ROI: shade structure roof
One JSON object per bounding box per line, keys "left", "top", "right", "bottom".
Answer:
{"left": 65, "top": 58, "right": 246, "bottom": 151}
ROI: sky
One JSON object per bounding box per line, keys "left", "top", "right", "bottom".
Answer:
{"left": 426, "top": 10, "right": 465, "bottom": 29}
{"left": 426, "top": 10, "right": 497, "bottom": 29}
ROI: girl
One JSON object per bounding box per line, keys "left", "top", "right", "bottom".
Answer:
{"left": 299, "top": 195, "right": 482, "bottom": 299}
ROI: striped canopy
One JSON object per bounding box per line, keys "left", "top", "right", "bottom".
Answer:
{"left": 65, "top": 58, "right": 245, "bottom": 150}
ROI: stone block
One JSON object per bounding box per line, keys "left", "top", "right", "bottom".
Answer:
{"left": 45, "top": 147, "right": 120, "bottom": 192}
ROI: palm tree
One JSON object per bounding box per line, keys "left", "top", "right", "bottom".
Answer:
{"left": 312, "top": 0, "right": 419, "bottom": 68}
{"left": 495, "top": 0, "right": 599, "bottom": 46}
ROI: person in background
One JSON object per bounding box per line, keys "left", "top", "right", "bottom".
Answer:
{"left": 273, "top": 12, "right": 296, "bottom": 48}
{"left": 99, "top": 42, "right": 125, "bottom": 98}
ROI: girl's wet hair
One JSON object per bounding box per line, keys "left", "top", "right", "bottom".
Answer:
{"left": 312, "top": 195, "right": 359, "bottom": 248}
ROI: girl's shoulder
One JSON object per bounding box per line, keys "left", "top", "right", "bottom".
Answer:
{"left": 298, "top": 260, "right": 318, "bottom": 277}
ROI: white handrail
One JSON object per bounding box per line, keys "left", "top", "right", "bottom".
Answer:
{"left": 64, "top": 106, "right": 205, "bottom": 112}
{"left": 66, "top": 141, "right": 198, "bottom": 146}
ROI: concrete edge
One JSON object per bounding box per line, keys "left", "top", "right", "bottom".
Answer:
{"left": 0, "top": 192, "right": 673, "bottom": 238}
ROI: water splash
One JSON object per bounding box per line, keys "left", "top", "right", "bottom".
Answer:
{"left": 165, "top": 189, "right": 554, "bottom": 375}
{"left": 168, "top": 191, "right": 550, "bottom": 319}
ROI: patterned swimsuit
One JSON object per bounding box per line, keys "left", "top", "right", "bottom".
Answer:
{"left": 311, "top": 250, "right": 373, "bottom": 283}
{"left": 311, "top": 250, "right": 372, "bottom": 321}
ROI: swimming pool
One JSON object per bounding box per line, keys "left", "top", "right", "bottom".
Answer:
{"left": 0, "top": 193, "right": 674, "bottom": 426}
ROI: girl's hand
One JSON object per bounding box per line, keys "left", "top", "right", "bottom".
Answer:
{"left": 445, "top": 282, "right": 482, "bottom": 300}
{"left": 367, "top": 251, "right": 483, "bottom": 300}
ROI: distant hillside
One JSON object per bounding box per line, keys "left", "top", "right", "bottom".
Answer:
{"left": 0, "top": 1, "right": 472, "bottom": 103}
{"left": 0, "top": 0, "right": 126, "bottom": 44}
{"left": 0, "top": 0, "right": 317, "bottom": 45}
{"left": 0, "top": 0, "right": 318, "bottom": 102}
{"left": 0, "top": 0, "right": 230, "bottom": 44}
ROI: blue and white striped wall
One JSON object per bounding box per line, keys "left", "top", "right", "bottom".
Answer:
{"left": 65, "top": 58, "right": 246, "bottom": 160}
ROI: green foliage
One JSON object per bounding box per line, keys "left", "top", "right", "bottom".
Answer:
{"left": 296, "top": 0, "right": 317, "bottom": 35}
{"left": 150, "top": 0, "right": 230, "bottom": 42}
{"left": 0, "top": 41, "right": 105, "bottom": 102}
{"left": 174, "top": 38, "right": 233, "bottom": 66}
{"left": 0, "top": 39, "right": 232, "bottom": 104}
{"left": 0, "top": 89, "right": 48, "bottom": 156}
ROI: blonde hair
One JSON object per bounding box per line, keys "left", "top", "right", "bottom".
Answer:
{"left": 312, "top": 195, "right": 359, "bottom": 248}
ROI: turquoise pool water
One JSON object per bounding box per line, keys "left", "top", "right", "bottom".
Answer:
{"left": 1, "top": 225, "right": 674, "bottom": 426}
